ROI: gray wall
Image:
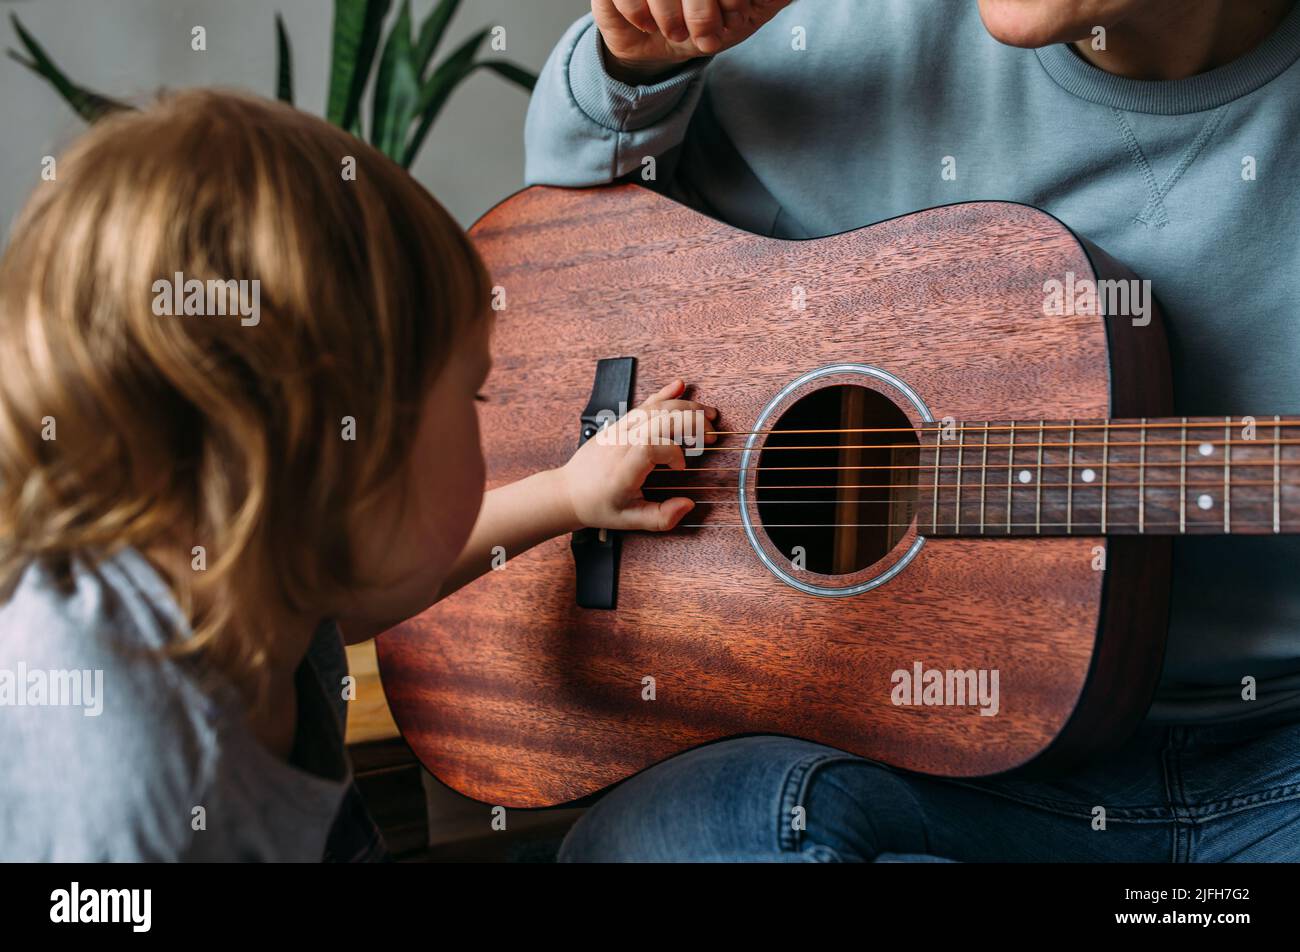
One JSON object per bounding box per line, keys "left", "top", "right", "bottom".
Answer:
{"left": 0, "top": 0, "right": 590, "bottom": 236}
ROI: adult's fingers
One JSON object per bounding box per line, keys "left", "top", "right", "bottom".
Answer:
{"left": 610, "top": 0, "right": 658, "bottom": 33}
{"left": 680, "top": 0, "right": 725, "bottom": 50}
{"left": 646, "top": 0, "right": 692, "bottom": 43}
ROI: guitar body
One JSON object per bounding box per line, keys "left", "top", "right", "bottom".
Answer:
{"left": 376, "top": 185, "right": 1173, "bottom": 808}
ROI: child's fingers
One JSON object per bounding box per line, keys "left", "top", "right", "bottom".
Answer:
{"left": 651, "top": 398, "right": 718, "bottom": 419}
{"left": 644, "top": 378, "right": 686, "bottom": 407}
{"left": 622, "top": 496, "right": 695, "bottom": 532}
{"left": 614, "top": 440, "right": 684, "bottom": 501}
{"left": 632, "top": 400, "right": 719, "bottom": 446}
{"left": 641, "top": 406, "right": 692, "bottom": 444}
{"left": 642, "top": 438, "right": 687, "bottom": 472}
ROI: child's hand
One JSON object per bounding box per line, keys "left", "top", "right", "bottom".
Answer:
{"left": 557, "top": 379, "right": 718, "bottom": 532}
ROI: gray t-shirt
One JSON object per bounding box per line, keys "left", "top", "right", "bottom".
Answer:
{"left": 0, "top": 549, "right": 376, "bottom": 860}
{"left": 523, "top": 1, "right": 1300, "bottom": 725}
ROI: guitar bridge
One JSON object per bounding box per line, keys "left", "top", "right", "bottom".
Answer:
{"left": 571, "top": 357, "right": 635, "bottom": 608}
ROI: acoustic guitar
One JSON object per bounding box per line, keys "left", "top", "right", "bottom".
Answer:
{"left": 376, "top": 184, "right": 1298, "bottom": 807}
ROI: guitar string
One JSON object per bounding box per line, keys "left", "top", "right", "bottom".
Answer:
{"left": 702, "top": 420, "right": 1300, "bottom": 437}
{"left": 643, "top": 479, "right": 1297, "bottom": 490}
{"left": 628, "top": 423, "right": 1296, "bottom": 526}
{"left": 610, "top": 423, "right": 1297, "bottom": 512}
{"left": 647, "top": 460, "right": 1296, "bottom": 473}
{"left": 694, "top": 438, "right": 1299, "bottom": 452}
{"left": 657, "top": 492, "right": 1296, "bottom": 502}
{"left": 673, "top": 521, "right": 1286, "bottom": 529}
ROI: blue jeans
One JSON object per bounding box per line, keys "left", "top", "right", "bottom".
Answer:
{"left": 557, "top": 713, "right": 1300, "bottom": 862}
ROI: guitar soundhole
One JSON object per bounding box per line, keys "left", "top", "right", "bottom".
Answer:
{"left": 756, "top": 384, "right": 920, "bottom": 576}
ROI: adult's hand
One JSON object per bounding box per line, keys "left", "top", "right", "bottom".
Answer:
{"left": 592, "top": 0, "right": 795, "bottom": 81}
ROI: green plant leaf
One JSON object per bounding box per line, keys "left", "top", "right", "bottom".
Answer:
{"left": 401, "top": 52, "right": 537, "bottom": 168}
{"left": 412, "top": 27, "right": 485, "bottom": 116}
{"left": 400, "top": 26, "right": 485, "bottom": 167}
{"left": 325, "top": 0, "right": 391, "bottom": 132}
{"left": 413, "top": 0, "right": 460, "bottom": 79}
{"left": 275, "top": 13, "right": 294, "bottom": 105}
{"left": 476, "top": 59, "right": 537, "bottom": 92}
{"left": 8, "top": 13, "right": 131, "bottom": 122}
{"left": 370, "top": 0, "right": 420, "bottom": 161}
{"left": 400, "top": 55, "right": 533, "bottom": 164}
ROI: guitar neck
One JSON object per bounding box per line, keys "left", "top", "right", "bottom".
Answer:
{"left": 918, "top": 416, "right": 1300, "bottom": 537}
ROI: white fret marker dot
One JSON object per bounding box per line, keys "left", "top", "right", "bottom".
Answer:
{"left": 1018, "top": 470, "right": 1032, "bottom": 484}
{"left": 1081, "top": 468, "right": 1096, "bottom": 483}
{"left": 1197, "top": 494, "right": 1214, "bottom": 510}
{"left": 1198, "top": 442, "right": 1214, "bottom": 456}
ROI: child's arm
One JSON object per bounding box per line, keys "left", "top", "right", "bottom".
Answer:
{"left": 341, "top": 379, "right": 716, "bottom": 642}
{"left": 436, "top": 379, "right": 717, "bottom": 601}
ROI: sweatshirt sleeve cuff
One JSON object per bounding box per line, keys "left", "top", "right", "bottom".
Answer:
{"left": 566, "top": 19, "right": 709, "bottom": 132}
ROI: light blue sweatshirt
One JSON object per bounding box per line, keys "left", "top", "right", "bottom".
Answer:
{"left": 0, "top": 550, "right": 383, "bottom": 859}
{"left": 523, "top": 0, "right": 1300, "bottom": 725}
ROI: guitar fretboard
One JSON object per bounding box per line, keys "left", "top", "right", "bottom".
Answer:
{"left": 918, "top": 416, "right": 1300, "bottom": 536}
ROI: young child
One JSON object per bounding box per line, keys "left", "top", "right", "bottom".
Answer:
{"left": 0, "top": 89, "right": 715, "bottom": 860}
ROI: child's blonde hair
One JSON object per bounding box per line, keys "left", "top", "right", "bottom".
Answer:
{"left": 0, "top": 90, "right": 491, "bottom": 698}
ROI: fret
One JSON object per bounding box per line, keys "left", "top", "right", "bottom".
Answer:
{"left": 1143, "top": 417, "right": 1185, "bottom": 536}
{"left": 1275, "top": 415, "right": 1282, "bottom": 533}
{"left": 1223, "top": 416, "right": 1232, "bottom": 533}
{"left": 1006, "top": 420, "right": 1015, "bottom": 533}
{"left": 1137, "top": 418, "right": 1146, "bottom": 534}
{"left": 954, "top": 423, "right": 964, "bottom": 534}
{"left": 931, "top": 432, "right": 941, "bottom": 534}
{"left": 1179, "top": 417, "right": 1187, "bottom": 534}
{"left": 1101, "top": 421, "right": 1110, "bottom": 534}
{"left": 979, "top": 421, "right": 989, "bottom": 534}
{"left": 1035, "top": 420, "right": 1044, "bottom": 535}
{"left": 1065, "top": 419, "right": 1076, "bottom": 533}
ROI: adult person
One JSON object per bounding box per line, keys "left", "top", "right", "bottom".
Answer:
{"left": 524, "top": 0, "right": 1300, "bottom": 862}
